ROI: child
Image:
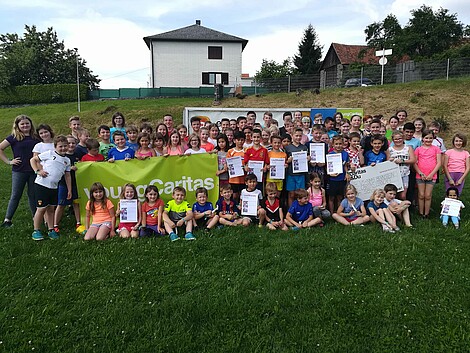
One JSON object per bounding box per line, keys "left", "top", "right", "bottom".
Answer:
{"left": 285, "top": 128, "right": 309, "bottom": 207}
{"left": 190, "top": 116, "right": 201, "bottom": 135}
{"left": 388, "top": 131, "right": 416, "bottom": 200}
{"left": 237, "top": 116, "right": 247, "bottom": 132}
{"left": 33, "top": 124, "right": 54, "bottom": 156}
{"left": 260, "top": 182, "right": 288, "bottom": 230}
{"left": 261, "top": 128, "right": 272, "bottom": 150}
{"left": 385, "top": 115, "right": 400, "bottom": 141}
{"left": 110, "top": 112, "right": 126, "bottom": 143}
{"left": 240, "top": 174, "right": 265, "bottom": 227}
{"left": 413, "top": 117, "right": 426, "bottom": 140}
{"left": 215, "top": 133, "right": 229, "bottom": 189}
{"left": 200, "top": 127, "right": 215, "bottom": 152}
{"left": 207, "top": 123, "right": 220, "bottom": 146}
{"left": 367, "top": 188, "right": 400, "bottom": 233}
{"left": 163, "top": 114, "right": 175, "bottom": 135}
{"left": 75, "top": 128, "right": 90, "bottom": 160}
{"left": 266, "top": 135, "right": 287, "bottom": 194}
{"left": 167, "top": 131, "right": 184, "bottom": 156}
{"left": 350, "top": 115, "right": 363, "bottom": 137}
{"left": 140, "top": 122, "right": 153, "bottom": 136}
{"left": 84, "top": 182, "right": 116, "bottom": 240}
{"left": 163, "top": 186, "right": 195, "bottom": 241}
{"left": 30, "top": 135, "right": 71, "bottom": 240}
{"left": 364, "top": 135, "right": 389, "bottom": 166}
{"left": 156, "top": 123, "right": 169, "bottom": 146}
{"left": 81, "top": 138, "right": 105, "bottom": 162}
{"left": 346, "top": 132, "right": 364, "bottom": 172}
{"left": 429, "top": 121, "right": 446, "bottom": 154}
{"left": 307, "top": 124, "right": 328, "bottom": 184}
{"left": 285, "top": 188, "right": 323, "bottom": 229}
{"left": 126, "top": 125, "right": 139, "bottom": 152}
{"left": 225, "top": 127, "right": 235, "bottom": 148}
{"left": 108, "top": 131, "right": 135, "bottom": 162}
{"left": 227, "top": 131, "right": 246, "bottom": 202}
{"left": 153, "top": 133, "right": 167, "bottom": 157}
{"left": 414, "top": 129, "right": 442, "bottom": 218}
{"left": 192, "top": 187, "right": 219, "bottom": 231}
{"left": 308, "top": 172, "right": 330, "bottom": 221}
{"left": 327, "top": 135, "right": 350, "bottom": 213}
{"left": 360, "top": 119, "right": 386, "bottom": 153}
{"left": 98, "top": 125, "right": 115, "bottom": 160}
{"left": 184, "top": 133, "right": 206, "bottom": 155}
{"left": 324, "top": 117, "right": 338, "bottom": 139}
{"left": 54, "top": 135, "right": 81, "bottom": 233}
{"left": 69, "top": 116, "right": 81, "bottom": 141}
{"left": 443, "top": 133, "right": 469, "bottom": 195}
{"left": 243, "top": 126, "right": 253, "bottom": 148}
{"left": 135, "top": 132, "right": 156, "bottom": 159}
{"left": 332, "top": 184, "right": 369, "bottom": 226}
{"left": 140, "top": 185, "right": 165, "bottom": 237}
{"left": 384, "top": 184, "right": 412, "bottom": 228}
{"left": 116, "top": 183, "right": 141, "bottom": 238}
{"left": 216, "top": 184, "right": 243, "bottom": 226}
{"left": 220, "top": 118, "right": 230, "bottom": 133}
{"left": 177, "top": 124, "right": 189, "bottom": 145}
{"left": 244, "top": 128, "right": 269, "bottom": 191}
{"left": 440, "top": 187, "right": 465, "bottom": 229}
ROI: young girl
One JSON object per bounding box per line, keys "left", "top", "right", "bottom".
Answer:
{"left": 413, "top": 117, "right": 426, "bottom": 140}
{"left": 388, "top": 130, "right": 416, "bottom": 200}
{"left": 346, "top": 132, "right": 364, "bottom": 171}
{"left": 385, "top": 116, "right": 399, "bottom": 141}
{"left": 167, "top": 131, "right": 184, "bottom": 156}
{"left": 443, "top": 133, "right": 470, "bottom": 195}
{"left": 184, "top": 133, "right": 206, "bottom": 155}
{"left": 208, "top": 123, "right": 220, "bottom": 146}
{"left": 332, "top": 184, "right": 369, "bottom": 226}
{"left": 110, "top": 112, "right": 126, "bottom": 143}
{"left": 155, "top": 123, "right": 169, "bottom": 146}
{"left": 85, "top": 182, "right": 115, "bottom": 241}
{"left": 153, "top": 133, "right": 167, "bottom": 157}
{"left": 116, "top": 183, "right": 141, "bottom": 238}
{"left": 340, "top": 118, "right": 351, "bottom": 136}
{"left": 215, "top": 133, "right": 229, "bottom": 189}
{"left": 440, "top": 187, "right": 465, "bottom": 229}
{"left": 135, "top": 132, "right": 156, "bottom": 160}
{"left": 177, "top": 124, "right": 189, "bottom": 146}
{"left": 350, "top": 115, "right": 364, "bottom": 137}
{"left": 33, "top": 124, "right": 55, "bottom": 156}
{"left": 140, "top": 185, "right": 165, "bottom": 236}
{"left": 308, "top": 172, "right": 330, "bottom": 221}
{"left": 367, "top": 189, "right": 399, "bottom": 233}
{"left": 414, "top": 129, "right": 442, "bottom": 218}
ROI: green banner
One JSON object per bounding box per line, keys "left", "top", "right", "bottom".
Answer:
{"left": 76, "top": 154, "right": 219, "bottom": 224}
{"left": 336, "top": 108, "right": 364, "bottom": 120}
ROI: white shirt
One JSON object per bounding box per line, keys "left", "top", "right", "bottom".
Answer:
{"left": 33, "top": 142, "right": 54, "bottom": 154}
{"left": 35, "top": 150, "right": 71, "bottom": 189}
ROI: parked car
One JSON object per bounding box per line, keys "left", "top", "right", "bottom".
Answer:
{"left": 344, "top": 78, "right": 375, "bottom": 87}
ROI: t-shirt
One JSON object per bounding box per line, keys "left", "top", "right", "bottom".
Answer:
{"left": 6, "top": 135, "right": 38, "bottom": 173}
{"left": 364, "top": 150, "right": 387, "bottom": 166}
{"left": 165, "top": 199, "right": 191, "bottom": 221}
{"left": 59, "top": 151, "right": 80, "bottom": 187}
{"left": 432, "top": 137, "right": 446, "bottom": 153}
{"left": 99, "top": 142, "right": 115, "bottom": 160}
{"left": 108, "top": 146, "right": 135, "bottom": 161}
{"left": 340, "top": 197, "right": 364, "bottom": 220}
{"left": 404, "top": 138, "right": 421, "bottom": 150}
{"left": 126, "top": 141, "right": 139, "bottom": 152}
{"left": 200, "top": 141, "right": 214, "bottom": 152}
{"left": 345, "top": 148, "right": 361, "bottom": 170}
{"left": 445, "top": 149, "right": 469, "bottom": 173}
{"left": 192, "top": 202, "right": 214, "bottom": 214}
{"left": 267, "top": 150, "right": 287, "bottom": 181}
{"left": 388, "top": 145, "right": 411, "bottom": 177}
{"left": 75, "top": 144, "right": 88, "bottom": 160}
{"left": 244, "top": 146, "right": 269, "bottom": 165}
{"left": 227, "top": 147, "right": 245, "bottom": 184}
{"left": 240, "top": 188, "right": 263, "bottom": 202}
{"left": 216, "top": 197, "right": 239, "bottom": 215}
{"left": 86, "top": 199, "right": 114, "bottom": 224}
{"left": 142, "top": 199, "right": 164, "bottom": 226}
{"left": 285, "top": 143, "right": 308, "bottom": 176}
{"left": 35, "top": 150, "right": 71, "bottom": 189}
{"left": 217, "top": 151, "right": 229, "bottom": 181}
{"left": 33, "top": 142, "right": 54, "bottom": 154}
{"left": 110, "top": 127, "right": 127, "bottom": 143}
{"left": 328, "top": 150, "right": 349, "bottom": 182}
{"left": 415, "top": 145, "right": 441, "bottom": 180}
{"left": 184, "top": 148, "right": 206, "bottom": 155}
{"left": 368, "top": 201, "right": 387, "bottom": 211}
{"left": 287, "top": 200, "right": 313, "bottom": 222}
{"left": 81, "top": 153, "right": 105, "bottom": 162}
{"left": 261, "top": 197, "right": 281, "bottom": 222}
{"left": 361, "top": 135, "right": 388, "bottom": 153}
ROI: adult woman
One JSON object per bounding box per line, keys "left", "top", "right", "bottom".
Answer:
{"left": 0, "top": 115, "right": 39, "bottom": 227}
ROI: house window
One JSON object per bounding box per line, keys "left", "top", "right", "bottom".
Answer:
{"left": 202, "top": 72, "right": 229, "bottom": 85}
{"left": 208, "top": 46, "right": 222, "bottom": 60}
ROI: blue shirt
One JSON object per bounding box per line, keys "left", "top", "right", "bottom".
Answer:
{"left": 108, "top": 146, "right": 135, "bottom": 161}
{"left": 288, "top": 200, "right": 313, "bottom": 222}
{"left": 364, "top": 150, "right": 387, "bottom": 165}
{"left": 193, "top": 202, "right": 214, "bottom": 213}
{"left": 216, "top": 197, "right": 239, "bottom": 215}
{"left": 404, "top": 138, "right": 421, "bottom": 150}
{"left": 126, "top": 141, "right": 139, "bottom": 152}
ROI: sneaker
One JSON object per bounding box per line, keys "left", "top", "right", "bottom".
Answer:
{"left": 291, "top": 226, "right": 300, "bottom": 231}
{"left": 1, "top": 220, "right": 12, "bottom": 228}
{"left": 48, "top": 230, "right": 60, "bottom": 240}
{"left": 443, "top": 223, "right": 448, "bottom": 227}
{"left": 169, "top": 232, "right": 179, "bottom": 242}
{"left": 32, "top": 230, "right": 44, "bottom": 241}
{"left": 184, "top": 232, "right": 196, "bottom": 241}
{"left": 455, "top": 223, "right": 459, "bottom": 229}
{"left": 394, "top": 226, "right": 401, "bottom": 232}
{"left": 53, "top": 226, "right": 60, "bottom": 233}
{"left": 382, "top": 224, "right": 394, "bottom": 233}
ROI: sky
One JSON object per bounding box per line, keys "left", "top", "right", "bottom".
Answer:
{"left": 0, "top": 0, "right": 468, "bottom": 88}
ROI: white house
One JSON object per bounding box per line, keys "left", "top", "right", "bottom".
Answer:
{"left": 143, "top": 20, "right": 248, "bottom": 88}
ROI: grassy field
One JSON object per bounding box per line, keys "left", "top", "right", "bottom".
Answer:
{"left": 1, "top": 80, "right": 469, "bottom": 352}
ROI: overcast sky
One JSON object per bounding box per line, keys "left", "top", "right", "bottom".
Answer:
{"left": 1, "top": 0, "right": 468, "bottom": 88}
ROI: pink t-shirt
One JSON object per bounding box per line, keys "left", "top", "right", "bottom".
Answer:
{"left": 415, "top": 145, "right": 441, "bottom": 180}
{"left": 445, "top": 149, "right": 469, "bottom": 173}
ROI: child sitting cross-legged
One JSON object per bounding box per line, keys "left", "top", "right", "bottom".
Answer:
{"left": 216, "top": 184, "right": 243, "bottom": 227}
{"left": 192, "top": 187, "right": 219, "bottom": 232}
{"left": 383, "top": 183, "right": 413, "bottom": 228}
{"left": 163, "top": 186, "right": 195, "bottom": 241}
{"left": 285, "top": 188, "right": 323, "bottom": 230}
{"left": 260, "top": 182, "right": 288, "bottom": 231}
{"left": 367, "top": 188, "right": 400, "bottom": 233}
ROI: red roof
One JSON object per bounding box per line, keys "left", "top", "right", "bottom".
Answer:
{"left": 332, "top": 43, "right": 377, "bottom": 65}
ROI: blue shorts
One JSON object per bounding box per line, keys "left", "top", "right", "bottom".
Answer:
{"left": 57, "top": 182, "right": 78, "bottom": 206}
{"left": 286, "top": 175, "right": 305, "bottom": 191}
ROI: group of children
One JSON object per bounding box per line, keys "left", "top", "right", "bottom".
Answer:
{"left": 27, "top": 109, "right": 468, "bottom": 241}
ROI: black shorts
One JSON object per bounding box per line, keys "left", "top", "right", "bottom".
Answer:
{"left": 35, "top": 183, "right": 58, "bottom": 208}
{"left": 327, "top": 180, "right": 347, "bottom": 197}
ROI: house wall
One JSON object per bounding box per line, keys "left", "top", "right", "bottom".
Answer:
{"left": 151, "top": 41, "right": 243, "bottom": 87}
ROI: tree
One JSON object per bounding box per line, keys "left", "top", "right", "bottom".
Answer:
{"left": 255, "top": 58, "right": 295, "bottom": 80}
{"left": 365, "top": 14, "right": 403, "bottom": 57}
{"left": 293, "top": 24, "right": 323, "bottom": 74}
{"left": 0, "top": 25, "right": 100, "bottom": 89}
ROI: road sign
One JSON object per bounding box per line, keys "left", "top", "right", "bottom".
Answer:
{"left": 375, "top": 49, "right": 393, "bottom": 56}
{"left": 379, "top": 57, "right": 388, "bottom": 66}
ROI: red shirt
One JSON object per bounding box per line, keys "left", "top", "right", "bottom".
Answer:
{"left": 81, "top": 153, "right": 105, "bottom": 162}
{"left": 244, "top": 145, "right": 269, "bottom": 165}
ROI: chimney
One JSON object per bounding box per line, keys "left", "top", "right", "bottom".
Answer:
{"left": 196, "top": 20, "right": 201, "bottom": 25}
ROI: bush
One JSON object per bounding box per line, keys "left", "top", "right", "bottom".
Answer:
{"left": 0, "top": 84, "right": 87, "bottom": 105}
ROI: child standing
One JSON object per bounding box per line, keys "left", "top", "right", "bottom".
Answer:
{"left": 216, "top": 184, "right": 243, "bottom": 227}
{"left": 414, "top": 129, "right": 442, "bottom": 218}
{"left": 125, "top": 125, "right": 139, "bottom": 152}
{"left": 98, "top": 125, "right": 115, "bottom": 160}
{"left": 260, "top": 182, "right": 288, "bottom": 231}
{"left": 184, "top": 133, "right": 207, "bottom": 155}
{"left": 285, "top": 188, "right": 323, "bottom": 229}
{"left": 108, "top": 131, "right": 135, "bottom": 162}
{"left": 30, "top": 135, "right": 71, "bottom": 240}
{"left": 163, "top": 186, "right": 195, "bottom": 241}
{"left": 285, "top": 128, "right": 309, "bottom": 207}
{"left": 367, "top": 189, "right": 400, "bottom": 233}
{"left": 140, "top": 185, "right": 165, "bottom": 237}
{"left": 116, "top": 183, "right": 141, "bottom": 238}
{"left": 346, "top": 132, "right": 364, "bottom": 171}
{"left": 33, "top": 124, "right": 54, "bottom": 156}
{"left": 84, "top": 182, "right": 116, "bottom": 241}
{"left": 388, "top": 131, "right": 415, "bottom": 200}
{"left": 440, "top": 187, "right": 465, "bottom": 229}
{"left": 443, "top": 133, "right": 469, "bottom": 195}
{"left": 192, "top": 187, "right": 219, "bottom": 231}
{"left": 227, "top": 131, "right": 246, "bottom": 202}
{"left": 200, "top": 127, "right": 215, "bottom": 152}
{"left": 135, "top": 132, "right": 156, "bottom": 160}
{"left": 167, "top": 131, "right": 184, "bottom": 156}
{"left": 308, "top": 172, "right": 330, "bottom": 221}
{"left": 68, "top": 116, "right": 81, "bottom": 141}
{"left": 81, "top": 138, "right": 105, "bottom": 162}
{"left": 266, "top": 135, "right": 287, "bottom": 194}
{"left": 75, "top": 128, "right": 90, "bottom": 160}
{"left": 327, "top": 135, "right": 350, "bottom": 213}
{"left": 215, "top": 134, "right": 229, "bottom": 189}
{"left": 153, "top": 133, "right": 167, "bottom": 157}
{"left": 244, "top": 128, "right": 269, "bottom": 191}
{"left": 364, "top": 135, "right": 389, "bottom": 166}
{"left": 240, "top": 174, "right": 265, "bottom": 227}
{"left": 332, "top": 184, "right": 369, "bottom": 226}
{"left": 110, "top": 112, "right": 126, "bottom": 143}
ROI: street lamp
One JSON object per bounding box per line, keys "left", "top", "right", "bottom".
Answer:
{"left": 74, "top": 48, "right": 80, "bottom": 112}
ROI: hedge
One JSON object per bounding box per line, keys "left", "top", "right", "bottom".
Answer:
{"left": 0, "top": 84, "right": 88, "bottom": 105}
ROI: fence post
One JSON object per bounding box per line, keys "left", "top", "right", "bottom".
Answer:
{"left": 402, "top": 63, "right": 405, "bottom": 83}
{"left": 446, "top": 58, "right": 450, "bottom": 80}
{"left": 288, "top": 75, "right": 291, "bottom": 93}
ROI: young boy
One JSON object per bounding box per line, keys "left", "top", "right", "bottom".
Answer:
{"left": 108, "top": 131, "right": 135, "bottom": 162}
{"left": 266, "top": 135, "right": 287, "bottom": 193}
{"left": 163, "top": 186, "right": 194, "bottom": 241}
{"left": 239, "top": 174, "right": 265, "bottom": 227}
{"left": 190, "top": 116, "right": 201, "bottom": 135}
{"left": 69, "top": 116, "right": 81, "bottom": 141}
{"left": 364, "top": 135, "right": 388, "bottom": 166}
{"left": 54, "top": 135, "right": 82, "bottom": 233}
{"left": 81, "top": 138, "right": 105, "bottom": 162}
{"left": 30, "top": 135, "right": 71, "bottom": 240}
{"left": 361, "top": 119, "right": 387, "bottom": 153}
{"left": 220, "top": 118, "right": 230, "bottom": 133}
{"left": 384, "top": 183, "right": 413, "bottom": 228}
{"left": 285, "top": 188, "right": 322, "bottom": 229}
{"left": 285, "top": 128, "right": 309, "bottom": 207}
{"left": 227, "top": 131, "right": 246, "bottom": 202}
{"left": 98, "top": 125, "right": 115, "bottom": 160}
{"left": 125, "top": 125, "right": 139, "bottom": 152}
{"left": 75, "top": 128, "right": 90, "bottom": 160}
{"left": 199, "top": 127, "right": 215, "bottom": 152}
{"left": 261, "top": 182, "right": 288, "bottom": 231}
{"left": 216, "top": 184, "right": 243, "bottom": 226}
{"left": 306, "top": 124, "right": 328, "bottom": 184}
{"left": 244, "top": 128, "right": 269, "bottom": 190}
{"left": 324, "top": 117, "right": 338, "bottom": 139}
{"left": 327, "top": 135, "right": 350, "bottom": 212}
{"left": 237, "top": 116, "right": 247, "bottom": 132}
{"left": 192, "top": 187, "right": 219, "bottom": 231}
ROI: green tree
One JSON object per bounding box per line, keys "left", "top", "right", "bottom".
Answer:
{"left": 255, "top": 58, "right": 294, "bottom": 80}
{"left": 0, "top": 25, "right": 100, "bottom": 89}
{"left": 365, "top": 14, "right": 403, "bottom": 57}
{"left": 293, "top": 24, "right": 323, "bottom": 74}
